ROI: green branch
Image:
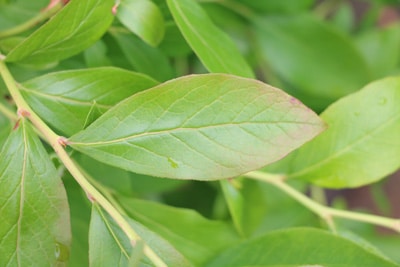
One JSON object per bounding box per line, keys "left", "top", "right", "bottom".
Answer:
{"left": 246, "top": 171, "right": 400, "bottom": 234}
{"left": 0, "top": 57, "right": 167, "bottom": 267}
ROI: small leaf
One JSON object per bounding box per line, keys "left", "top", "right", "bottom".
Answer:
{"left": 0, "top": 114, "right": 12, "bottom": 150}
{"left": 167, "top": 0, "right": 254, "bottom": 78}
{"left": 111, "top": 30, "right": 175, "bottom": 81}
{"left": 220, "top": 179, "right": 245, "bottom": 236}
{"left": 0, "top": 120, "right": 71, "bottom": 266}
{"left": 5, "top": 0, "right": 115, "bottom": 64}
{"left": 70, "top": 74, "right": 325, "bottom": 180}
{"left": 20, "top": 67, "right": 158, "bottom": 136}
{"left": 206, "top": 228, "right": 399, "bottom": 267}
{"left": 117, "top": 0, "right": 165, "bottom": 47}
{"left": 89, "top": 204, "right": 134, "bottom": 267}
{"left": 254, "top": 14, "right": 371, "bottom": 107}
{"left": 119, "top": 198, "right": 240, "bottom": 266}
{"left": 268, "top": 76, "right": 400, "bottom": 188}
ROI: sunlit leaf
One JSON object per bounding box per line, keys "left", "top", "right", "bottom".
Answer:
{"left": 70, "top": 74, "right": 325, "bottom": 180}
{"left": 6, "top": 0, "right": 115, "bottom": 64}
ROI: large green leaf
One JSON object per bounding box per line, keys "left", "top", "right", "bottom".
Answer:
{"left": 117, "top": 0, "right": 165, "bottom": 47}
{"left": 267, "top": 76, "right": 400, "bottom": 188}
{"left": 69, "top": 74, "right": 325, "bottom": 180}
{"left": 206, "top": 228, "right": 399, "bottom": 267}
{"left": 167, "top": 0, "right": 254, "bottom": 78}
{"left": 20, "top": 67, "right": 158, "bottom": 136}
{"left": 119, "top": 198, "right": 240, "bottom": 266}
{"left": 0, "top": 120, "right": 71, "bottom": 266}
{"left": 5, "top": 0, "right": 115, "bottom": 64}
{"left": 254, "top": 14, "right": 371, "bottom": 106}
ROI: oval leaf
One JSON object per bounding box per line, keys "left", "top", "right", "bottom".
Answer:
{"left": 70, "top": 74, "right": 325, "bottom": 180}
{"left": 0, "top": 120, "right": 71, "bottom": 266}
{"left": 270, "top": 76, "right": 400, "bottom": 188}
{"left": 206, "top": 228, "right": 399, "bottom": 267}
{"left": 117, "top": 0, "right": 165, "bottom": 47}
{"left": 5, "top": 0, "right": 115, "bottom": 64}
{"left": 20, "top": 67, "right": 158, "bottom": 136}
{"left": 166, "top": 0, "right": 254, "bottom": 78}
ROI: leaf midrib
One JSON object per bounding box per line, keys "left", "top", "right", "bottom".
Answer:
{"left": 71, "top": 120, "right": 322, "bottom": 146}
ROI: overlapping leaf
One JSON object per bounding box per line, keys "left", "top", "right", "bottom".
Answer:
{"left": 89, "top": 204, "right": 192, "bottom": 267}
{"left": 5, "top": 0, "right": 115, "bottom": 64}
{"left": 206, "top": 228, "right": 399, "bottom": 267}
{"left": 167, "top": 0, "right": 254, "bottom": 78}
{"left": 20, "top": 67, "right": 158, "bottom": 136}
{"left": 70, "top": 74, "right": 325, "bottom": 180}
{"left": 117, "top": 0, "right": 165, "bottom": 46}
{"left": 0, "top": 120, "right": 71, "bottom": 266}
{"left": 266, "top": 76, "right": 400, "bottom": 188}
{"left": 119, "top": 198, "right": 240, "bottom": 266}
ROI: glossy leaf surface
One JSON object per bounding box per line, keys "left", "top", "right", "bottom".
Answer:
{"left": 167, "top": 0, "right": 254, "bottom": 78}
{"left": 20, "top": 67, "right": 158, "bottom": 136}
{"left": 6, "top": 0, "right": 115, "bottom": 64}
{"left": 0, "top": 120, "right": 70, "bottom": 266}
{"left": 206, "top": 228, "right": 399, "bottom": 267}
{"left": 120, "top": 198, "right": 239, "bottom": 266}
{"left": 70, "top": 74, "right": 325, "bottom": 180}
{"left": 254, "top": 14, "right": 370, "bottom": 102}
{"left": 117, "top": 0, "right": 165, "bottom": 46}
{"left": 269, "top": 77, "right": 400, "bottom": 188}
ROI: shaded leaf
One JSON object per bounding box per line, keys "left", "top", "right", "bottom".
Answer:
{"left": 238, "top": 0, "right": 315, "bottom": 14}
{"left": 6, "top": 0, "right": 115, "bottom": 64}
{"left": 0, "top": 113, "right": 12, "bottom": 150}
{"left": 20, "top": 67, "right": 158, "bottom": 136}
{"left": 220, "top": 179, "right": 245, "bottom": 236}
{"left": 355, "top": 23, "right": 400, "bottom": 79}
{"left": 110, "top": 30, "right": 175, "bottom": 81}
{"left": 119, "top": 198, "right": 240, "bottom": 266}
{"left": 254, "top": 14, "right": 370, "bottom": 106}
{"left": 117, "top": 0, "right": 165, "bottom": 46}
{"left": 267, "top": 76, "right": 400, "bottom": 188}
{"left": 206, "top": 228, "right": 399, "bottom": 267}
{"left": 167, "top": 0, "right": 254, "bottom": 78}
{"left": 70, "top": 74, "right": 325, "bottom": 180}
{"left": 0, "top": 120, "right": 71, "bottom": 266}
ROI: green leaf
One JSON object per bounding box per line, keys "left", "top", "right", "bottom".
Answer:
{"left": 20, "top": 67, "right": 158, "bottom": 136}
{"left": 166, "top": 0, "right": 254, "bottom": 78}
{"left": 119, "top": 198, "right": 240, "bottom": 266}
{"left": 268, "top": 76, "right": 400, "bottom": 188}
{"left": 117, "top": 0, "right": 165, "bottom": 47}
{"left": 89, "top": 204, "right": 134, "bottom": 267}
{"left": 70, "top": 74, "right": 325, "bottom": 180}
{"left": 5, "top": 0, "right": 115, "bottom": 64}
{"left": 206, "top": 228, "right": 399, "bottom": 267}
{"left": 0, "top": 113, "right": 12, "bottom": 150}
{"left": 110, "top": 30, "right": 175, "bottom": 82}
{"left": 0, "top": 120, "right": 71, "bottom": 266}
{"left": 254, "top": 14, "right": 371, "bottom": 104}
{"left": 220, "top": 179, "right": 245, "bottom": 236}
{"left": 238, "top": 0, "right": 315, "bottom": 14}
{"left": 355, "top": 23, "right": 400, "bottom": 79}
{"left": 84, "top": 40, "right": 112, "bottom": 68}
{"left": 158, "top": 21, "right": 192, "bottom": 57}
